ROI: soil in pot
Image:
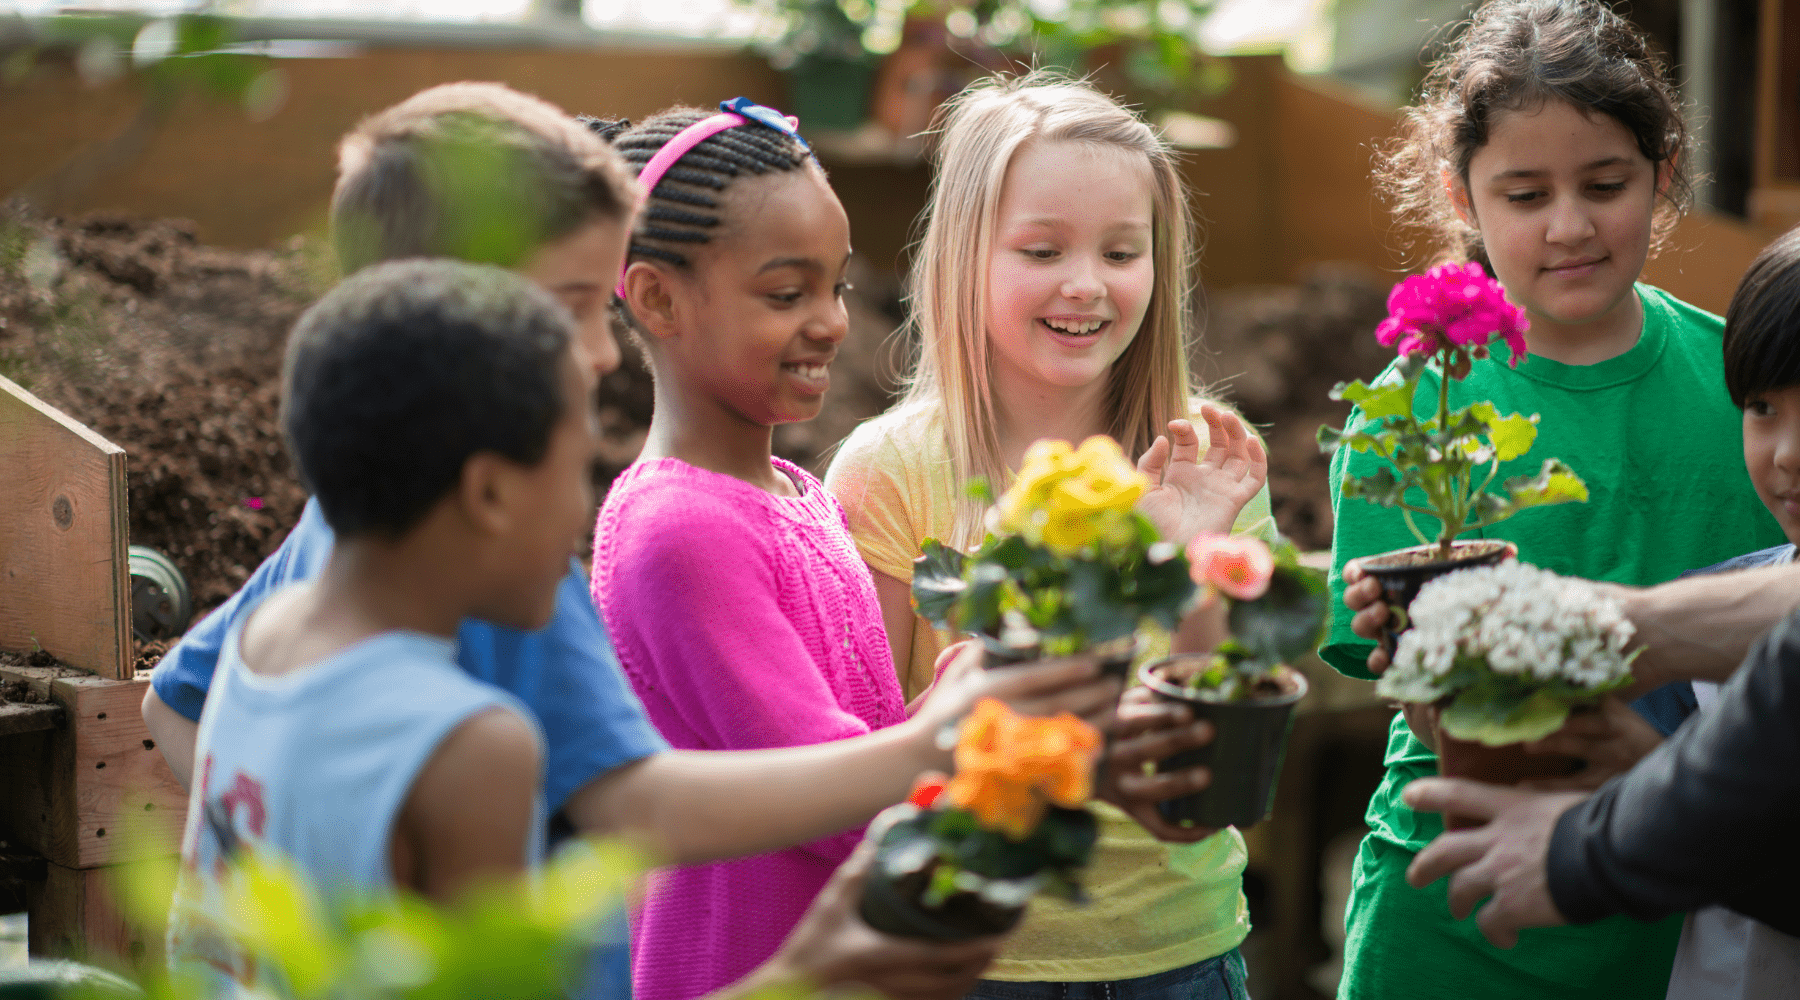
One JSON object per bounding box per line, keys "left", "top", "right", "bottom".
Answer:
{"left": 1139, "top": 656, "right": 1309, "bottom": 830}
{"left": 1433, "top": 718, "right": 1582, "bottom": 831}
{"left": 1361, "top": 540, "right": 1511, "bottom": 656}
{"left": 858, "top": 858, "right": 1024, "bottom": 942}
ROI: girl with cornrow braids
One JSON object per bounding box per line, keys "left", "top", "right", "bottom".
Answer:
{"left": 584, "top": 101, "right": 1133, "bottom": 1000}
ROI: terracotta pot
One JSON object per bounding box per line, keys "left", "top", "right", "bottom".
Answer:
{"left": 1138, "top": 657, "right": 1308, "bottom": 830}
{"left": 1361, "top": 540, "right": 1510, "bottom": 656}
{"left": 858, "top": 854, "right": 1023, "bottom": 941}
{"left": 1433, "top": 717, "right": 1582, "bottom": 830}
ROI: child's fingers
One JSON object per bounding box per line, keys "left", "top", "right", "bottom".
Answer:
{"left": 1137, "top": 435, "right": 1170, "bottom": 481}
{"left": 1244, "top": 431, "right": 1268, "bottom": 479}
{"left": 1165, "top": 418, "right": 1202, "bottom": 467}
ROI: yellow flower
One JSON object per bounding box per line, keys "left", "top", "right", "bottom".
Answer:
{"left": 943, "top": 698, "right": 1102, "bottom": 840}
{"left": 996, "top": 436, "right": 1147, "bottom": 556}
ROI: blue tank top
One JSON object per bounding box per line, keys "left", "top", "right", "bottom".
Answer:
{"left": 168, "top": 606, "right": 543, "bottom": 996}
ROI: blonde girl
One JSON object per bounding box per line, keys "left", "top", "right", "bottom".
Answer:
{"left": 827, "top": 73, "right": 1272, "bottom": 999}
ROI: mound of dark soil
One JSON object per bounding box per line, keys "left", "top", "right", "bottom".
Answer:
{"left": 0, "top": 208, "right": 1386, "bottom": 639}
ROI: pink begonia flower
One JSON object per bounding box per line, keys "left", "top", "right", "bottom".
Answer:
{"left": 1186, "top": 533, "right": 1274, "bottom": 601}
{"left": 1376, "top": 261, "right": 1529, "bottom": 366}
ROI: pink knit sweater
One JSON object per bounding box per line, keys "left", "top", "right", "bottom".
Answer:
{"left": 590, "top": 457, "right": 905, "bottom": 1000}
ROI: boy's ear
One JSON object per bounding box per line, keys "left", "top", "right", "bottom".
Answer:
{"left": 1443, "top": 168, "right": 1477, "bottom": 228}
{"left": 623, "top": 261, "right": 681, "bottom": 342}
{"left": 456, "top": 452, "right": 523, "bottom": 536}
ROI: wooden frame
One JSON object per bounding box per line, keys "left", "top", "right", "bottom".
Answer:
{"left": 0, "top": 373, "right": 130, "bottom": 680}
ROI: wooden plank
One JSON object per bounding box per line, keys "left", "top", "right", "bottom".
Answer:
{"left": 0, "top": 699, "right": 63, "bottom": 736}
{"left": 0, "top": 665, "right": 187, "bottom": 869}
{"left": 27, "top": 859, "right": 165, "bottom": 970}
{"left": 0, "top": 373, "right": 131, "bottom": 680}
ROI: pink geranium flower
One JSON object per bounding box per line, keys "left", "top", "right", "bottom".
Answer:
{"left": 1375, "top": 261, "right": 1529, "bottom": 366}
{"left": 1186, "top": 533, "right": 1274, "bottom": 601}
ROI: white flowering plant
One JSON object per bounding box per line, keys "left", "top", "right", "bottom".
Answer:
{"left": 1375, "top": 562, "right": 1637, "bottom": 746}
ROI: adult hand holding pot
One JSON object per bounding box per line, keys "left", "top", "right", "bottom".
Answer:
{"left": 1342, "top": 542, "right": 1520, "bottom": 678}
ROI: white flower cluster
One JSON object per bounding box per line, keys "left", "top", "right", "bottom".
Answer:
{"left": 1377, "top": 561, "right": 1636, "bottom": 703}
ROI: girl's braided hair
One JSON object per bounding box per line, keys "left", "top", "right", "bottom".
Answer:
{"left": 1376, "top": 0, "right": 1693, "bottom": 266}
{"left": 580, "top": 107, "right": 811, "bottom": 278}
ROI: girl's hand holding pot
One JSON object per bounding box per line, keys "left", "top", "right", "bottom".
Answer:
{"left": 1098, "top": 687, "right": 1221, "bottom": 843}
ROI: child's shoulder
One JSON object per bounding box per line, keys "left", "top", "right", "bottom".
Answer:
{"left": 1638, "top": 282, "right": 1724, "bottom": 338}
{"left": 834, "top": 399, "right": 946, "bottom": 469}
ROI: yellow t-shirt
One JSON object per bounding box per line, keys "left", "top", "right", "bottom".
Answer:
{"left": 823, "top": 399, "right": 1278, "bottom": 982}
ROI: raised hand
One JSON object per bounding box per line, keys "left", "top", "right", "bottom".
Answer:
{"left": 1135, "top": 406, "right": 1268, "bottom": 548}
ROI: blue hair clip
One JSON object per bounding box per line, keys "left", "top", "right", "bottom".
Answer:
{"left": 720, "top": 96, "right": 811, "bottom": 150}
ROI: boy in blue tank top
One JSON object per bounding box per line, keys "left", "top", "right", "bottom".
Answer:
{"left": 170, "top": 259, "right": 580, "bottom": 993}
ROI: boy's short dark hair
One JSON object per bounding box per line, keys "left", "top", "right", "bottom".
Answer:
{"left": 282, "top": 259, "right": 574, "bottom": 539}
{"left": 1724, "top": 226, "right": 1800, "bottom": 408}
{"left": 331, "top": 82, "right": 637, "bottom": 274}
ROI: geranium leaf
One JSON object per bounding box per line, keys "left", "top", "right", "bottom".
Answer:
{"left": 1332, "top": 378, "right": 1415, "bottom": 421}
{"left": 1487, "top": 411, "right": 1539, "bottom": 462}
{"left": 1504, "top": 459, "right": 1589, "bottom": 509}
{"left": 1340, "top": 467, "right": 1410, "bottom": 507}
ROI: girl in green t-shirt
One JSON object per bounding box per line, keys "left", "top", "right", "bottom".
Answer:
{"left": 1323, "top": 2, "right": 1787, "bottom": 999}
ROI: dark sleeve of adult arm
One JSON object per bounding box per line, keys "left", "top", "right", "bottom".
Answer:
{"left": 1546, "top": 608, "right": 1800, "bottom": 936}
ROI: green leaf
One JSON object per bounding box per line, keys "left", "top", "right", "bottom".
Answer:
{"left": 1339, "top": 466, "right": 1412, "bottom": 507}
{"left": 1331, "top": 377, "right": 1415, "bottom": 421}
{"left": 911, "top": 539, "right": 966, "bottom": 630}
{"left": 1487, "top": 411, "right": 1539, "bottom": 462}
{"left": 1504, "top": 459, "right": 1589, "bottom": 510}
{"left": 1317, "top": 425, "right": 1390, "bottom": 455}
{"left": 1439, "top": 686, "right": 1573, "bottom": 746}
{"left": 1227, "top": 562, "right": 1329, "bottom": 668}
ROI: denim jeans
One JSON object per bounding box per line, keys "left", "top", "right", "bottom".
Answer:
{"left": 963, "top": 949, "right": 1250, "bottom": 1000}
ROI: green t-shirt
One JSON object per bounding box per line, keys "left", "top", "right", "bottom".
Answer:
{"left": 1323, "top": 285, "right": 1787, "bottom": 999}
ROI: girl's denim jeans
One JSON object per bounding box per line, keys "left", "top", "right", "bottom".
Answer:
{"left": 962, "top": 949, "right": 1250, "bottom": 1000}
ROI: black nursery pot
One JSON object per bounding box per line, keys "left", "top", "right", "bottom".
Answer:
{"left": 1139, "top": 658, "right": 1309, "bottom": 830}
{"left": 1360, "top": 540, "right": 1510, "bottom": 656}
{"left": 977, "top": 634, "right": 1140, "bottom": 681}
{"left": 857, "top": 818, "right": 1024, "bottom": 942}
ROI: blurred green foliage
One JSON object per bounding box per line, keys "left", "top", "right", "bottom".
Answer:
{"left": 743, "top": 0, "right": 1227, "bottom": 109}
{"left": 80, "top": 835, "right": 648, "bottom": 1000}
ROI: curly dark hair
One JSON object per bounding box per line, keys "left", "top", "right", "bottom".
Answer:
{"left": 1375, "top": 0, "right": 1693, "bottom": 266}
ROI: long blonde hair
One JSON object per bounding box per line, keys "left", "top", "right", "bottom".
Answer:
{"left": 901, "top": 72, "right": 1199, "bottom": 546}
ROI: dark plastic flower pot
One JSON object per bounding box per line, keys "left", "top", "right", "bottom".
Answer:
{"left": 1360, "top": 540, "right": 1510, "bottom": 656}
{"left": 1139, "top": 658, "right": 1308, "bottom": 830}
{"left": 1433, "top": 715, "right": 1582, "bottom": 831}
{"left": 976, "top": 634, "right": 1139, "bottom": 681}
{"left": 858, "top": 858, "right": 1024, "bottom": 942}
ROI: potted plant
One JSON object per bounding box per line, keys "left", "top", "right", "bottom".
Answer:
{"left": 1375, "top": 561, "right": 1637, "bottom": 828}
{"left": 1316, "top": 261, "right": 1588, "bottom": 653}
{"left": 741, "top": 0, "right": 887, "bottom": 132}
{"left": 1138, "top": 535, "right": 1326, "bottom": 829}
{"left": 910, "top": 435, "right": 1197, "bottom": 677}
{"left": 859, "top": 697, "right": 1102, "bottom": 940}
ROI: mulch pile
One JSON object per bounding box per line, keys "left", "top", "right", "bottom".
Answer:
{"left": 0, "top": 208, "right": 1394, "bottom": 640}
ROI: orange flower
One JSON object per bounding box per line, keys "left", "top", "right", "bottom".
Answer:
{"left": 1187, "top": 533, "right": 1274, "bottom": 601}
{"left": 943, "top": 698, "right": 1102, "bottom": 840}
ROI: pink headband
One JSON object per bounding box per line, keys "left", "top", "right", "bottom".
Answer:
{"left": 615, "top": 105, "right": 802, "bottom": 298}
